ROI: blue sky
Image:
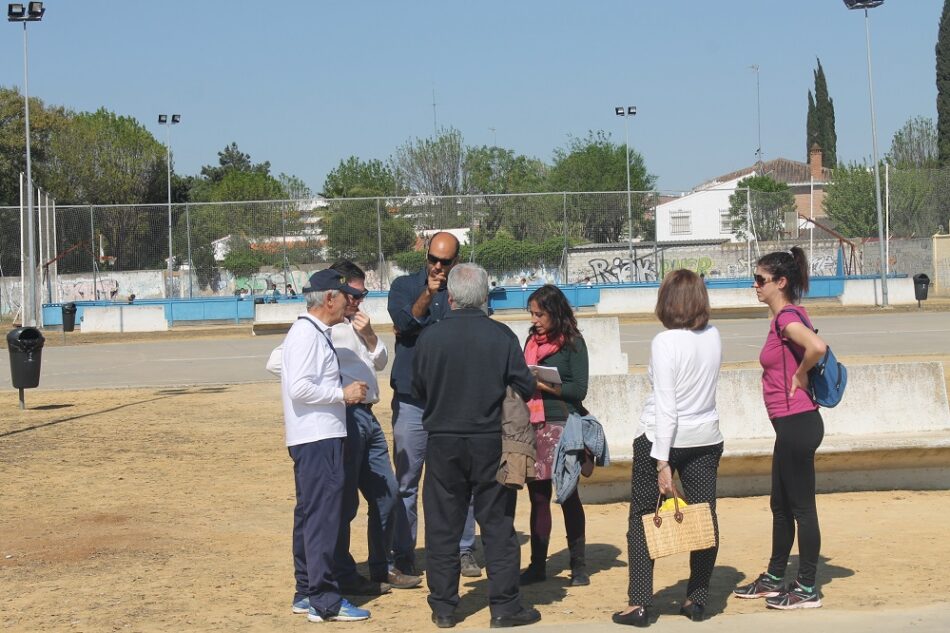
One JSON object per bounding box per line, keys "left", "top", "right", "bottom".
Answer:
{"left": 0, "top": 0, "right": 942, "bottom": 195}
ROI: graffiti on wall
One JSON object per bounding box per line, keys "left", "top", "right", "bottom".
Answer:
{"left": 588, "top": 256, "right": 659, "bottom": 283}
{"left": 588, "top": 255, "right": 717, "bottom": 283}
{"left": 60, "top": 278, "right": 120, "bottom": 301}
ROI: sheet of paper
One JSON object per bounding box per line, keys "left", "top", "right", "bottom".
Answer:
{"left": 528, "top": 364, "right": 562, "bottom": 385}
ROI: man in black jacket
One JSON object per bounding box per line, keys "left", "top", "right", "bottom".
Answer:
{"left": 412, "top": 263, "right": 540, "bottom": 629}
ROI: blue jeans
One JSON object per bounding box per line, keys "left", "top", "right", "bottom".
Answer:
{"left": 334, "top": 404, "right": 399, "bottom": 583}
{"left": 391, "top": 394, "right": 477, "bottom": 571}
{"left": 290, "top": 438, "right": 344, "bottom": 617}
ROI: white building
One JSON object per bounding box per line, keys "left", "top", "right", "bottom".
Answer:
{"left": 655, "top": 176, "right": 744, "bottom": 243}
{"left": 655, "top": 149, "right": 832, "bottom": 244}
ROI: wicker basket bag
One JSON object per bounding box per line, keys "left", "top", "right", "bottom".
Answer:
{"left": 641, "top": 495, "right": 716, "bottom": 559}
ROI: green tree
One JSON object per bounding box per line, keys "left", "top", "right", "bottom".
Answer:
{"left": 727, "top": 175, "right": 796, "bottom": 241}
{"left": 806, "top": 58, "right": 837, "bottom": 167}
{"left": 391, "top": 127, "right": 466, "bottom": 195}
{"left": 0, "top": 88, "right": 69, "bottom": 276}
{"left": 323, "top": 157, "right": 398, "bottom": 197}
{"left": 887, "top": 116, "right": 939, "bottom": 168}
{"left": 937, "top": 0, "right": 950, "bottom": 165}
{"left": 822, "top": 163, "right": 878, "bottom": 237}
{"left": 42, "top": 108, "right": 167, "bottom": 270}
{"left": 463, "top": 145, "right": 549, "bottom": 238}
{"left": 0, "top": 87, "right": 69, "bottom": 205}
{"left": 547, "top": 131, "right": 655, "bottom": 242}
{"left": 323, "top": 199, "right": 415, "bottom": 267}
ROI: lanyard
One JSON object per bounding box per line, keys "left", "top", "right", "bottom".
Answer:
{"left": 298, "top": 316, "right": 343, "bottom": 386}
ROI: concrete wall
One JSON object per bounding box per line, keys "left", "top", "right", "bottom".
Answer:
{"left": 567, "top": 239, "right": 847, "bottom": 285}
{"left": 860, "top": 237, "right": 933, "bottom": 279}
{"left": 591, "top": 361, "right": 950, "bottom": 461}
{"left": 840, "top": 277, "right": 918, "bottom": 306}
{"left": 80, "top": 306, "right": 168, "bottom": 333}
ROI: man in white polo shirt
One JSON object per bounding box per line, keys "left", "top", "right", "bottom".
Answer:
{"left": 282, "top": 269, "right": 370, "bottom": 623}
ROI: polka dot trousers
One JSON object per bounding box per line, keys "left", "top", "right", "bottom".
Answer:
{"left": 625, "top": 433, "right": 723, "bottom": 607}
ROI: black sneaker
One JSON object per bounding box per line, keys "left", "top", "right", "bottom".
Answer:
{"left": 765, "top": 581, "right": 822, "bottom": 610}
{"left": 733, "top": 572, "right": 783, "bottom": 599}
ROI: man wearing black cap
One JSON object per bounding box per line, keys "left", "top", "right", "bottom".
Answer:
{"left": 281, "top": 269, "right": 371, "bottom": 623}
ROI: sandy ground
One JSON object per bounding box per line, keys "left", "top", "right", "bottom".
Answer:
{"left": 0, "top": 381, "right": 947, "bottom": 632}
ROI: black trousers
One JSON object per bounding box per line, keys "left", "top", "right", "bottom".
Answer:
{"left": 423, "top": 434, "right": 521, "bottom": 618}
{"left": 625, "top": 434, "right": 723, "bottom": 607}
{"left": 768, "top": 409, "right": 824, "bottom": 587}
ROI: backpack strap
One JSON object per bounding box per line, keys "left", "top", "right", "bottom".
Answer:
{"left": 774, "top": 307, "right": 813, "bottom": 409}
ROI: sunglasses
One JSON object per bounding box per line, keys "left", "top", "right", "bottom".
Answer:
{"left": 753, "top": 274, "right": 774, "bottom": 286}
{"left": 347, "top": 289, "right": 369, "bottom": 300}
{"left": 427, "top": 253, "right": 456, "bottom": 267}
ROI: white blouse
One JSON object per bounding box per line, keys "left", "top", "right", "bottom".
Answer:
{"left": 638, "top": 326, "right": 723, "bottom": 461}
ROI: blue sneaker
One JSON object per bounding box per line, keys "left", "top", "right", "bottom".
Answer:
{"left": 292, "top": 597, "right": 310, "bottom": 614}
{"left": 308, "top": 599, "right": 371, "bottom": 622}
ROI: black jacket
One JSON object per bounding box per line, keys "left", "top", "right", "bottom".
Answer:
{"left": 412, "top": 308, "right": 536, "bottom": 435}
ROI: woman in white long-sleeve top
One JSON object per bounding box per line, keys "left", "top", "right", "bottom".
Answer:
{"left": 613, "top": 269, "right": 724, "bottom": 627}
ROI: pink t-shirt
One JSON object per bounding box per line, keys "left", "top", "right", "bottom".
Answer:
{"left": 759, "top": 305, "right": 819, "bottom": 420}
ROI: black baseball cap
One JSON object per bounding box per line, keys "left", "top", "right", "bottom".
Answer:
{"left": 302, "top": 269, "right": 362, "bottom": 297}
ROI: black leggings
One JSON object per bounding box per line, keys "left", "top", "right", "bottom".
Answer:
{"left": 768, "top": 409, "right": 824, "bottom": 587}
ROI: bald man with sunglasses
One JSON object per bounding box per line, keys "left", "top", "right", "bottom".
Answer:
{"left": 388, "top": 232, "right": 481, "bottom": 580}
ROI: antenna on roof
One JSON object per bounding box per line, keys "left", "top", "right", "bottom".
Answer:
{"left": 750, "top": 64, "right": 762, "bottom": 166}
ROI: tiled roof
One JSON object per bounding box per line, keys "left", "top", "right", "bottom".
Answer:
{"left": 705, "top": 158, "right": 831, "bottom": 187}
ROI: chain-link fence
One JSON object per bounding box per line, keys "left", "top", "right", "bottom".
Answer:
{"left": 1, "top": 177, "right": 947, "bottom": 311}
{"left": 1, "top": 192, "right": 658, "bottom": 299}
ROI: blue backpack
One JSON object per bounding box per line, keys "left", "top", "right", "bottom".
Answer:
{"left": 775, "top": 308, "right": 847, "bottom": 408}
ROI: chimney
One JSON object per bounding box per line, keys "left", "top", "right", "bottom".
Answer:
{"left": 809, "top": 143, "right": 823, "bottom": 181}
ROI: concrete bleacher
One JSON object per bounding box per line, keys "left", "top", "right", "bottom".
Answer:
{"left": 578, "top": 361, "right": 950, "bottom": 500}
{"left": 79, "top": 306, "right": 168, "bottom": 333}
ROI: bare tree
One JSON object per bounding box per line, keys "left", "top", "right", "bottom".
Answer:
{"left": 390, "top": 127, "right": 466, "bottom": 195}
{"left": 887, "top": 116, "right": 939, "bottom": 168}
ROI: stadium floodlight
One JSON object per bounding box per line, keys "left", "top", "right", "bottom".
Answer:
{"left": 158, "top": 114, "right": 182, "bottom": 298}
{"left": 7, "top": 2, "right": 42, "bottom": 21}
{"left": 615, "top": 105, "right": 638, "bottom": 282}
{"left": 843, "top": 0, "right": 888, "bottom": 305}
{"left": 843, "top": 0, "right": 883, "bottom": 9}
{"left": 8, "top": 2, "right": 45, "bottom": 326}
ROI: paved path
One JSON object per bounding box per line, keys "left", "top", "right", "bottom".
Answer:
{"left": 2, "top": 311, "right": 948, "bottom": 390}
{"left": 463, "top": 602, "right": 950, "bottom": 633}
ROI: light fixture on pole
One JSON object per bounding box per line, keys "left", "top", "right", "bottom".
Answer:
{"left": 8, "top": 1, "right": 45, "bottom": 327}
{"left": 843, "top": 0, "right": 888, "bottom": 306}
{"left": 158, "top": 113, "right": 181, "bottom": 298}
{"left": 615, "top": 105, "right": 637, "bottom": 282}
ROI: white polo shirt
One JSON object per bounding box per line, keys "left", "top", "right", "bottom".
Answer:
{"left": 281, "top": 313, "right": 346, "bottom": 447}
{"left": 267, "top": 318, "right": 388, "bottom": 405}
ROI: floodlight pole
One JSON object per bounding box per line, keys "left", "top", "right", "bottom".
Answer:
{"left": 616, "top": 106, "right": 637, "bottom": 282}
{"left": 21, "top": 20, "right": 35, "bottom": 325}
{"left": 845, "top": 0, "right": 888, "bottom": 306}
{"left": 159, "top": 114, "right": 180, "bottom": 298}
{"left": 862, "top": 8, "right": 888, "bottom": 306}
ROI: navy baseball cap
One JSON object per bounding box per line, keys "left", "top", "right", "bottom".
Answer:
{"left": 302, "top": 269, "right": 362, "bottom": 297}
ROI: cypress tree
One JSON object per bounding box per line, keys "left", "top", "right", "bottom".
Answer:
{"left": 813, "top": 59, "right": 837, "bottom": 167}
{"left": 806, "top": 90, "right": 817, "bottom": 161}
{"left": 937, "top": 0, "right": 950, "bottom": 165}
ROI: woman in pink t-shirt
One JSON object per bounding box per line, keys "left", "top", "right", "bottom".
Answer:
{"left": 733, "top": 246, "right": 828, "bottom": 611}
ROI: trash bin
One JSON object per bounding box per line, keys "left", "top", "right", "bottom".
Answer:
{"left": 62, "top": 302, "right": 77, "bottom": 332}
{"left": 913, "top": 273, "right": 930, "bottom": 302}
{"left": 7, "top": 327, "right": 45, "bottom": 389}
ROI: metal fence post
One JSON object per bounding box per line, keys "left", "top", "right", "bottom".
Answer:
{"left": 89, "top": 205, "right": 97, "bottom": 300}
{"left": 562, "top": 193, "right": 568, "bottom": 283}
{"left": 186, "top": 203, "right": 193, "bottom": 297}
{"left": 469, "top": 196, "right": 476, "bottom": 263}
{"left": 375, "top": 198, "right": 385, "bottom": 290}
